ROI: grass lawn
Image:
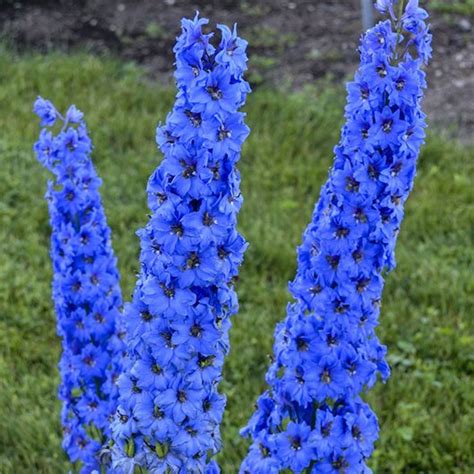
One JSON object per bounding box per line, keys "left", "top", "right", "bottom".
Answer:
{"left": 431, "top": 0, "right": 474, "bottom": 16}
{"left": 0, "top": 49, "right": 473, "bottom": 473}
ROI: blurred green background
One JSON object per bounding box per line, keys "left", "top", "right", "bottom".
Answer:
{"left": 0, "top": 49, "right": 472, "bottom": 473}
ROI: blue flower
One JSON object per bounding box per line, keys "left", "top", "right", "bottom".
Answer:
{"left": 370, "top": 106, "right": 409, "bottom": 148}
{"left": 33, "top": 96, "right": 57, "bottom": 126}
{"left": 216, "top": 24, "right": 249, "bottom": 75}
{"left": 112, "top": 14, "right": 250, "bottom": 472}
{"left": 275, "top": 422, "right": 314, "bottom": 472}
{"left": 189, "top": 68, "right": 241, "bottom": 117}
{"left": 33, "top": 101, "right": 124, "bottom": 472}
{"left": 201, "top": 112, "right": 250, "bottom": 158}
{"left": 241, "top": 2, "right": 431, "bottom": 471}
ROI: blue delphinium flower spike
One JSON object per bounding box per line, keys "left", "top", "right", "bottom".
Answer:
{"left": 241, "top": 2, "right": 431, "bottom": 473}
{"left": 111, "top": 14, "right": 250, "bottom": 473}
{"left": 34, "top": 100, "right": 125, "bottom": 473}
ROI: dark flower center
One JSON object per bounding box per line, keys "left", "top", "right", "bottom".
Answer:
{"left": 396, "top": 79, "right": 405, "bottom": 91}
{"left": 352, "top": 249, "right": 363, "bottom": 263}
{"left": 332, "top": 457, "right": 349, "bottom": 471}
{"left": 211, "top": 164, "right": 220, "bottom": 179}
{"left": 186, "top": 252, "right": 200, "bottom": 268}
{"left": 296, "top": 337, "right": 308, "bottom": 351}
{"left": 207, "top": 86, "right": 223, "bottom": 100}
{"left": 198, "top": 354, "right": 215, "bottom": 368}
{"left": 94, "top": 313, "right": 105, "bottom": 324}
{"left": 77, "top": 438, "right": 88, "bottom": 449}
{"left": 354, "top": 208, "right": 367, "bottom": 223}
{"left": 203, "top": 212, "right": 215, "bottom": 226}
{"left": 259, "top": 444, "right": 271, "bottom": 458}
{"left": 218, "top": 246, "right": 229, "bottom": 259}
{"left": 346, "top": 176, "right": 360, "bottom": 192}
{"left": 391, "top": 162, "right": 402, "bottom": 176}
{"left": 376, "top": 65, "right": 387, "bottom": 78}
{"left": 326, "top": 254, "right": 340, "bottom": 269}
{"left": 151, "top": 363, "right": 162, "bottom": 374}
{"left": 347, "top": 363, "right": 357, "bottom": 375}
{"left": 182, "top": 164, "right": 196, "bottom": 178}
{"left": 171, "top": 223, "right": 183, "bottom": 236}
{"left": 368, "top": 164, "right": 379, "bottom": 179}
{"left": 335, "top": 226, "right": 350, "bottom": 238}
{"left": 290, "top": 436, "right": 302, "bottom": 450}
{"left": 190, "top": 324, "right": 202, "bottom": 338}
{"left": 185, "top": 110, "right": 202, "bottom": 127}
{"left": 356, "top": 278, "right": 370, "bottom": 293}
{"left": 382, "top": 119, "right": 393, "bottom": 133}
{"left": 335, "top": 300, "right": 348, "bottom": 314}
{"left": 321, "top": 368, "right": 332, "bottom": 384}
{"left": 218, "top": 126, "right": 231, "bottom": 141}
{"left": 153, "top": 405, "right": 164, "bottom": 419}
{"left": 352, "top": 425, "right": 362, "bottom": 440}
{"left": 119, "top": 413, "right": 129, "bottom": 424}
{"left": 322, "top": 422, "right": 332, "bottom": 437}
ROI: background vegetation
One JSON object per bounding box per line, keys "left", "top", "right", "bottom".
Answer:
{"left": 0, "top": 49, "right": 473, "bottom": 473}
{"left": 432, "top": 0, "right": 474, "bottom": 15}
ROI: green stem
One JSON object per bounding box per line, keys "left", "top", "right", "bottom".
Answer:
{"left": 393, "top": 0, "right": 407, "bottom": 63}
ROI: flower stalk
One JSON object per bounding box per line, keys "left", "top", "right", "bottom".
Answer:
{"left": 34, "top": 99, "right": 125, "bottom": 473}
{"left": 111, "top": 14, "right": 250, "bottom": 473}
{"left": 240, "top": 2, "right": 431, "bottom": 472}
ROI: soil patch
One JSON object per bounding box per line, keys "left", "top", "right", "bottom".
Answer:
{"left": 1, "top": 0, "right": 472, "bottom": 143}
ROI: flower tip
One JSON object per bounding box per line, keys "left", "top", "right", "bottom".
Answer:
{"left": 33, "top": 96, "right": 57, "bottom": 127}
{"left": 190, "top": 10, "right": 208, "bottom": 26}
{"left": 66, "top": 104, "right": 84, "bottom": 124}
{"left": 374, "top": 0, "right": 395, "bottom": 18}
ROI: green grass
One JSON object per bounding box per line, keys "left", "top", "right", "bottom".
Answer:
{"left": 431, "top": 0, "right": 474, "bottom": 15}
{"left": 0, "top": 48, "right": 473, "bottom": 473}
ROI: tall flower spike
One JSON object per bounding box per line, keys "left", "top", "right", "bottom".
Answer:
{"left": 111, "top": 14, "right": 250, "bottom": 473}
{"left": 33, "top": 99, "right": 125, "bottom": 472}
{"left": 241, "top": 2, "right": 431, "bottom": 473}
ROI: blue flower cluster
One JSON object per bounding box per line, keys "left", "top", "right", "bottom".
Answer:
{"left": 111, "top": 15, "right": 250, "bottom": 473}
{"left": 241, "top": 2, "right": 431, "bottom": 473}
{"left": 34, "top": 99, "right": 125, "bottom": 472}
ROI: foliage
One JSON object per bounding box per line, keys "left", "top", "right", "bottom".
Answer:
{"left": 431, "top": 0, "right": 474, "bottom": 16}
{"left": 0, "top": 49, "right": 472, "bottom": 473}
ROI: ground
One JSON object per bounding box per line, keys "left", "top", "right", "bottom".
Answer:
{"left": 0, "top": 0, "right": 473, "bottom": 143}
{"left": 0, "top": 49, "right": 473, "bottom": 473}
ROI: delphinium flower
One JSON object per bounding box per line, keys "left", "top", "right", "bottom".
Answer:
{"left": 34, "top": 99, "right": 125, "bottom": 472}
{"left": 241, "top": 1, "right": 431, "bottom": 473}
{"left": 111, "top": 14, "right": 250, "bottom": 473}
